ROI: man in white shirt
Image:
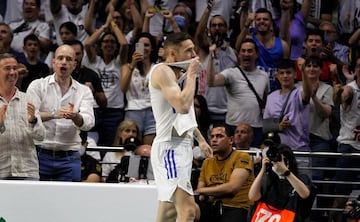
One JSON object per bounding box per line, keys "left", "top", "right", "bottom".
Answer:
{"left": 26, "top": 44, "right": 95, "bottom": 181}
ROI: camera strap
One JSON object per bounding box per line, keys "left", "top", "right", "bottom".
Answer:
{"left": 237, "top": 66, "right": 265, "bottom": 111}
{"left": 279, "top": 87, "right": 296, "bottom": 120}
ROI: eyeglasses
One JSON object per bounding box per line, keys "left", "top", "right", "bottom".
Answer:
{"left": 210, "top": 23, "right": 225, "bottom": 28}
{"left": 102, "top": 39, "right": 117, "bottom": 44}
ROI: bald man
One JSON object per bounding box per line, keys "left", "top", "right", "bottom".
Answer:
{"left": 27, "top": 44, "right": 95, "bottom": 181}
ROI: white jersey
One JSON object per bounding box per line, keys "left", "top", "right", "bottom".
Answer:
{"left": 337, "top": 81, "right": 360, "bottom": 150}
{"left": 149, "top": 64, "right": 197, "bottom": 143}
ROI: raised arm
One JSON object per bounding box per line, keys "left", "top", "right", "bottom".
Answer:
{"left": 151, "top": 59, "right": 201, "bottom": 114}
{"left": 120, "top": 51, "right": 142, "bottom": 92}
{"left": 279, "top": 1, "right": 291, "bottom": 46}
{"left": 84, "top": 24, "right": 108, "bottom": 64}
{"left": 84, "top": 0, "right": 96, "bottom": 35}
{"left": 349, "top": 28, "right": 360, "bottom": 46}
{"left": 207, "top": 44, "right": 226, "bottom": 87}
{"left": 235, "top": 13, "right": 253, "bottom": 52}
{"left": 161, "top": 10, "right": 181, "bottom": 33}
{"left": 301, "top": 65, "right": 312, "bottom": 103}
{"left": 110, "top": 21, "right": 128, "bottom": 64}
{"left": 128, "top": 0, "right": 143, "bottom": 38}
{"left": 194, "top": 0, "right": 213, "bottom": 46}
{"left": 300, "top": 0, "right": 312, "bottom": 22}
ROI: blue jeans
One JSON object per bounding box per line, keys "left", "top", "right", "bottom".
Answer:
{"left": 38, "top": 151, "right": 81, "bottom": 182}
{"left": 93, "top": 108, "right": 124, "bottom": 146}
{"left": 310, "top": 134, "right": 332, "bottom": 180}
{"left": 334, "top": 143, "right": 360, "bottom": 195}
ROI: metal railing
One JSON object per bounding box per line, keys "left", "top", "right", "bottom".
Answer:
{"left": 88, "top": 146, "right": 360, "bottom": 218}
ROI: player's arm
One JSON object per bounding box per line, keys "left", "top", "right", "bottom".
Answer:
{"left": 151, "top": 59, "right": 200, "bottom": 114}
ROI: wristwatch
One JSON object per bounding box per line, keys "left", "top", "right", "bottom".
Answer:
{"left": 29, "top": 117, "right": 38, "bottom": 125}
{"left": 282, "top": 170, "right": 291, "bottom": 177}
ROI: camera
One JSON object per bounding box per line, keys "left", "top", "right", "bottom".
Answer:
{"left": 263, "top": 132, "right": 282, "bottom": 162}
{"left": 345, "top": 200, "right": 360, "bottom": 219}
{"left": 266, "top": 145, "right": 282, "bottom": 162}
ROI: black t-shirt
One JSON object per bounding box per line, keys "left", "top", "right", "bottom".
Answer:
{"left": 21, "top": 61, "right": 50, "bottom": 92}
{"left": 72, "top": 66, "right": 104, "bottom": 93}
{"left": 259, "top": 173, "right": 313, "bottom": 222}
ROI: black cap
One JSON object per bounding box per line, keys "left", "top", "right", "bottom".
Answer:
{"left": 124, "top": 137, "right": 141, "bottom": 151}
{"left": 263, "top": 131, "right": 281, "bottom": 147}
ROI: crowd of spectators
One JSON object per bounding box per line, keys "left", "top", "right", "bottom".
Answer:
{"left": 1, "top": 0, "right": 360, "bottom": 221}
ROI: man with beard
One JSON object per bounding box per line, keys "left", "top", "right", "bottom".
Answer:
{"left": 207, "top": 39, "right": 268, "bottom": 147}
{"left": 236, "top": 8, "right": 290, "bottom": 92}
{"left": 149, "top": 32, "right": 212, "bottom": 222}
{"left": 50, "top": 0, "right": 89, "bottom": 45}
{"left": 194, "top": 0, "right": 238, "bottom": 125}
{"left": 195, "top": 123, "right": 254, "bottom": 222}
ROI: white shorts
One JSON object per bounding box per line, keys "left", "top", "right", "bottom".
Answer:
{"left": 151, "top": 137, "right": 194, "bottom": 202}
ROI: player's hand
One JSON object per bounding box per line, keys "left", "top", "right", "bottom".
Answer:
{"left": 187, "top": 57, "right": 202, "bottom": 78}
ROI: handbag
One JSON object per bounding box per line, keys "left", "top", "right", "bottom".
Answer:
{"left": 263, "top": 87, "right": 295, "bottom": 133}
{"left": 237, "top": 66, "right": 265, "bottom": 111}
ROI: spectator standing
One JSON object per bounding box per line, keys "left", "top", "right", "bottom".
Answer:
{"left": 67, "top": 39, "right": 107, "bottom": 159}
{"left": 329, "top": 56, "right": 360, "bottom": 222}
{"left": 120, "top": 32, "right": 157, "bottom": 145}
{"left": 84, "top": 19, "right": 128, "bottom": 148}
{"left": 50, "top": 0, "right": 89, "bottom": 45}
{"left": 236, "top": 8, "right": 290, "bottom": 92}
{"left": 0, "top": 23, "right": 26, "bottom": 64}
{"left": 26, "top": 44, "right": 95, "bottom": 181}
{"left": 0, "top": 53, "right": 45, "bottom": 180}
{"left": 263, "top": 59, "right": 312, "bottom": 171}
{"left": 148, "top": 32, "right": 212, "bottom": 222}
{"left": 276, "top": 0, "right": 311, "bottom": 60}
{"left": 194, "top": 0, "right": 238, "bottom": 124}
{"left": 207, "top": 38, "right": 268, "bottom": 147}
{"left": 300, "top": 56, "right": 334, "bottom": 221}
{"left": 18, "top": 34, "right": 50, "bottom": 92}
{"left": 9, "top": 0, "right": 51, "bottom": 56}
{"left": 195, "top": 123, "right": 254, "bottom": 222}
{"left": 45, "top": 21, "right": 78, "bottom": 72}
{"left": 319, "top": 21, "right": 350, "bottom": 66}
{"left": 295, "top": 29, "right": 338, "bottom": 85}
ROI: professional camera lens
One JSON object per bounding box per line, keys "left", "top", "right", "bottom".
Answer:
{"left": 266, "top": 145, "right": 282, "bottom": 162}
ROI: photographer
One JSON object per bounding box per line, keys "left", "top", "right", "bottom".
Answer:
{"left": 248, "top": 144, "right": 313, "bottom": 222}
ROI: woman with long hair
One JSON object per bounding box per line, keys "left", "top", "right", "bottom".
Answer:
{"left": 120, "top": 32, "right": 158, "bottom": 145}
{"left": 102, "top": 119, "right": 139, "bottom": 180}
{"left": 84, "top": 15, "right": 128, "bottom": 147}
{"left": 248, "top": 144, "right": 312, "bottom": 222}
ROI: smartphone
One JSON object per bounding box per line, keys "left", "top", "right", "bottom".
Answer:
{"left": 135, "top": 42, "right": 144, "bottom": 55}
